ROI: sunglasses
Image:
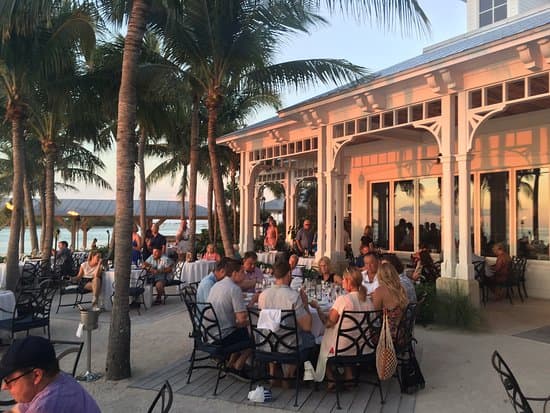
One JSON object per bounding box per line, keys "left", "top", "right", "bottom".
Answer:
{"left": 3, "top": 369, "right": 35, "bottom": 387}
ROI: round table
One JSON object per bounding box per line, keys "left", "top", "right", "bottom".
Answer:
{"left": 298, "top": 257, "right": 315, "bottom": 270}
{"left": 0, "top": 290, "right": 15, "bottom": 320}
{"left": 103, "top": 268, "right": 151, "bottom": 311}
{"left": 0, "top": 263, "right": 25, "bottom": 289}
{"left": 180, "top": 260, "right": 217, "bottom": 283}
{"left": 257, "top": 252, "right": 278, "bottom": 266}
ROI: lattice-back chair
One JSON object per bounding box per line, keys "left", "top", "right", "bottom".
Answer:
{"left": 14, "top": 262, "right": 40, "bottom": 296}
{"left": 163, "top": 260, "right": 185, "bottom": 303}
{"left": 491, "top": 351, "right": 550, "bottom": 413}
{"left": 147, "top": 381, "right": 173, "bottom": 413}
{"left": 0, "top": 280, "right": 57, "bottom": 340}
{"left": 512, "top": 256, "right": 528, "bottom": 298}
{"left": 474, "top": 260, "right": 488, "bottom": 305}
{"left": 327, "top": 310, "right": 384, "bottom": 409}
{"left": 56, "top": 275, "right": 92, "bottom": 313}
{"left": 187, "top": 302, "right": 251, "bottom": 395}
{"left": 248, "top": 308, "right": 306, "bottom": 407}
{"left": 394, "top": 303, "right": 418, "bottom": 359}
{"left": 52, "top": 340, "right": 85, "bottom": 377}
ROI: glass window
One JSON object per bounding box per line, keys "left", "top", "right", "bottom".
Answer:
{"left": 480, "top": 171, "right": 509, "bottom": 256}
{"left": 453, "top": 175, "right": 475, "bottom": 252}
{"left": 516, "top": 168, "right": 550, "bottom": 260}
{"left": 419, "top": 177, "right": 441, "bottom": 253}
{"left": 372, "top": 182, "right": 389, "bottom": 249}
{"left": 394, "top": 180, "right": 414, "bottom": 251}
{"left": 479, "top": 0, "right": 507, "bottom": 27}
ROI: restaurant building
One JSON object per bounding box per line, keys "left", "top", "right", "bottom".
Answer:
{"left": 219, "top": 1, "right": 550, "bottom": 301}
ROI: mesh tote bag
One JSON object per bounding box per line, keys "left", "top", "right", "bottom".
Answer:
{"left": 376, "top": 310, "right": 398, "bottom": 381}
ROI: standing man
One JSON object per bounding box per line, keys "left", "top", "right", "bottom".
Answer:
{"left": 0, "top": 336, "right": 101, "bottom": 412}
{"left": 295, "top": 219, "right": 314, "bottom": 257}
{"left": 149, "top": 222, "right": 167, "bottom": 255}
{"left": 142, "top": 246, "right": 173, "bottom": 305}
{"left": 55, "top": 241, "right": 75, "bottom": 278}
{"left": 175, "top": 219, "right": 191, "bottom": 260}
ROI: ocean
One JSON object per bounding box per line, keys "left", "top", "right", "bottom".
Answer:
{"left": 0, "top": 219, "right": 209, "bottom": 255}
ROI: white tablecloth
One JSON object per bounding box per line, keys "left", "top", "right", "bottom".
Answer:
{"left": 180, "top": 260, "right": 216, "bottom": 283}
{"left": 0, "top": 290, "right": 16, "bottom": 320}
{"left": 103, "top": 268, "right": 152, "bottom": 311}
{"left": 298, "top": 257, "right": 315, "bottom": 270}
{"left": 257, "top": 252, "right": 278, "bottom": 265}
{"left": 309, "top": 307, "right": 326, "bottom": 343}
{"left": 0, "top": 263, "right": 25, "bottom": 289}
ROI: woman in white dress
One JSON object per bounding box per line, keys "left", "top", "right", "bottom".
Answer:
{"left": 309, "top": 267, "right": 373, "bottom": 387}
{"left": 71, "top": 250, "right": 103, "bottom": 309}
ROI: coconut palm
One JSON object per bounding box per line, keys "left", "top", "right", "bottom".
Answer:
{"left": 0, "top": 0, "right": 96, "bottom": 289}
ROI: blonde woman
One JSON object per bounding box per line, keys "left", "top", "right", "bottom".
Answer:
{"left": 309, "top": 267, "right": 373, "bottom": 386}
{"left": 372, "top": 262, "right": 409, "bottom": 339}
{"left": 202, "top": 243, "right": 221, "bottom": 262}
{"left": 71, "top": 251, "right": 103, "bottom": 310}
{"left": 317, "top": 256, "right": 342, "bottom": 285}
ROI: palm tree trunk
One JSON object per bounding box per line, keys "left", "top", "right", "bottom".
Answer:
{"left": 41, "top": 144, "right": 56, "bottom": 271}
{"left": 205, "top": 98, "right": 233, "bottom": 256}
{"left": 23, "top": 174, "right": 39, "bottom": 255}
{"left": 180, "top": 165, "right": 187, "bottom": 219}
{"left": 207, "top": 175, "right": 214, "bottom": 243}
{"left": 138, "top": 128, "right": 147, "bottom": 236}
{"left": 188, "top": 95, "right": 200, "bottom": 257}
{"left": 230, "top": 157, "right": 237, "bottom": 244}
{"left": 106, "top": 0, "right": 150, "bottom": 381}
{"left": 39, "top": 183, "right": 46, "bottom": 249}
{"left": 5, "top": 109, "right": 25, "bottom": 291}
{"left": 19, "top": 214, "right": 25, "bottom": 256}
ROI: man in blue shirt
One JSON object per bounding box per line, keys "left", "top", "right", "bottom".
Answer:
{"left": 196, "top": 257, "right": 232, "bottom": 305}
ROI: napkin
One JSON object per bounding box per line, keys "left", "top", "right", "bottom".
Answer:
{"left": 257, "top": 309, "right": 281, "bottom": 331}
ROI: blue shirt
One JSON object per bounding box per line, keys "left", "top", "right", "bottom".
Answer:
{"left": 197, "top": 272, "right": 217, "bottom": 304}
{"left": 17, "top": 372, "right": 100, "bottom": 413}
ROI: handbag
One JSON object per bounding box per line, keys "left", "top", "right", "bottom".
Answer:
{"left": 376, "top": 310, "right": 398, "bottom": 381}
{"left": 399, "top": 356, "right": 425, "bottom": 394}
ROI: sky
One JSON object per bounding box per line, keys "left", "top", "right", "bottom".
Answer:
{"left": 59, "top": 0, "right": 468, "bottom": 206}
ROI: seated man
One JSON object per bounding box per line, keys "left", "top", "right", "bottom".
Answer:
{"left": 207, "top": 261, "right": 252, "bottom": 376}
{"left": 55, "top": 241, "right": 75, "bottom": 278}
{"left": 71, "top": 250, "right": 103, "bottom": 310}
{"left": 142, "top": 246, "right": 173, "bottom": 305}
{"left": 258, "top": 260, "right": 314, "bottom": 381}
{"left": 196, "top": 257, "right": 237, "bottom": 305}
{"left": 0, "top": 336, "right": 100, "bottom": 413}
{"left": 239, "top": 251, "right": 264, "bottom": 292}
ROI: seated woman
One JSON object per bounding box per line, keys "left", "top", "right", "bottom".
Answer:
{"left": 410, "top": 249, "right": 438, "bottom": 283}
{"left": 71, "top": 250, "right": 103, "bottom": 310}
{"left": 486, "top": 243, "right": 512, "bottom": 295}
{"left": 372, "top": 262, "right": 409, "bottom": 341}
{"left": 202, "top": 243, "right": 221, "bottom": 262}
{"left": 317, "top": 256, "right": 342, "bottom": 286}
{"left": 309, "top": 267, "right": 373, "bottom": 386}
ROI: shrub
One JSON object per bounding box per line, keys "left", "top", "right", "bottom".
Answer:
{"left": 434, "top": 283, "right": 483, "bottom": 330}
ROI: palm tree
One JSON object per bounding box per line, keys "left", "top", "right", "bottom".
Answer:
{"left": 0, "top": 0, "right": 96, "bottom": 289}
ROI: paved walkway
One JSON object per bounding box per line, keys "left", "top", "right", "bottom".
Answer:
{"left": 10, "top": 294, "right": 550, "bottom": 412}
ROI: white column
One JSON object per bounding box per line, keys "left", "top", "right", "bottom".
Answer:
{"left": 239, "top": 152, "right": 247, "bottom": 249}
{"left": 440, "top": 95, "right": 456, "bottom": 278}
{"left": 316, "top": 127, "right": 327, "bottom": 258}
{"left": 245, "top": 183, "right": 255, "bottom": 251}
{"left": 334, "top": 174, "right": 345, "bottom": 254}
{"left": 253, "top": 192, "right": 261, "bottom": 239}
{"left": 456, "top": 91, "right": 473, "bottom": 280}
{"left": 325, "top": 170, "right": 335, "bottom": 257}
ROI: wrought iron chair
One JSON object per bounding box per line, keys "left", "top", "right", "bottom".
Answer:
{"left": 187, "top": 302, "right": 251, "bottom": 395}
{"left": 56, "top": 274, "right": 92, "bottom": 313}
{"left": 163, "top": 261, "right": 185, "bottom": 303}
{"left": 147, "top": 380, "right": 173, "bottom": 413}
{"left": 0, "top": 280, "right": 57, "bottom": 340}
{"left": 110, "top": 269, "right": 148, "bottom": 314}
{"left": 248, "top": 308, "right": 308, "bottom": 407}
{"left": 474, "top": 260, "right": 488, "bottom": 305}
{"left": 492, "top": 350, "right": 550, "bottom": 413}
{"left": 326, "top": 309, "right": 384, "bottom": 410}
{"left": 512, "top": 256, "right": 528, "bottom": 299}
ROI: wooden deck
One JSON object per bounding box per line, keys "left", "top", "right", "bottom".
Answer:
{"left": 130, "top": 353, "right": 419, "bottom": 412}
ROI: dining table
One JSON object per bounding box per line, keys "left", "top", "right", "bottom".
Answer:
{"left": 298, "top": 257, "right": 315, "bottom": 270}
{"left": 257, "top": 251, "right": 278, "bottom": 266}
{"left": 180, "top": 260, "right": 217, "bottom": 284}
{"left": 102, "top": 267, "right": 152, "bottom": 311}
{"left": 0, "top": 263, "right": 25, "bottom": 289}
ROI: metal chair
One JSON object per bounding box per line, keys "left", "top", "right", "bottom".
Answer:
{"left": 474, "top": 260, "right": 488, "bottom": 305}
{"left": 147, "top": 380, "right": 173, "bottom": 413}
{"left": 512, "top": 256, "right": 528, "bottom": 299}
{"left": 491, "top": 350, "right": 550, "bottom": 413}
{"left": 187, "top": 302, "right": 251, "bottom": 395}
{"left": 56, "top": 275, "right": 92, "bottom": 313}
{"left": 163, "top": 261, "right": 185, "bottom": 303}
{"left": 326, "top": 310, "right": 384, "bottom": 410}
{"left": 248, "top": 308, "right": 308, "bottom": 407}
{"left": 0, "top": 280, "right": 57, "bottom": 340}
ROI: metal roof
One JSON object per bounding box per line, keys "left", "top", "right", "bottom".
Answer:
{"left": 221, "top": 8, "right": 550, "bottom": 139}
{"left": 1, "top": 198, "right": 209, "bottom": 220}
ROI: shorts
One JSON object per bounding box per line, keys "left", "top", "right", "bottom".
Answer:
{"left": 220, "top": 327, "right": 251, "bottom": 347}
